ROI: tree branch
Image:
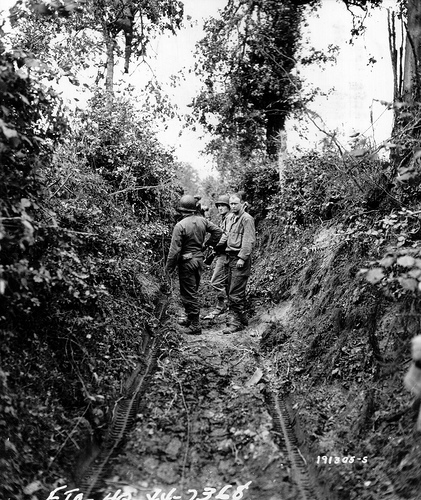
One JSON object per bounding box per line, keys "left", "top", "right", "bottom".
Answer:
{"left": 108, "top": 183, "right": 171, "bottom": 196}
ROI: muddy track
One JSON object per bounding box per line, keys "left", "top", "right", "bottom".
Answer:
{"left": 253, "top": 302, "right": 320, "bottom": 499}
{"left": 79, "top": 302, "right": 330, "bottom": 500}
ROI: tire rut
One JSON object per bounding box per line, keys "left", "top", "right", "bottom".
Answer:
{"left": 264, "top": 390, "right": 318, "bottom": 500}
{"left": 90, "top": 305, "right": 328, "bottom": 500}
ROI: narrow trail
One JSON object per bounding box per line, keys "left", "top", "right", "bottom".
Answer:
{"left": 97, "top": 302, "right": 323, "bottom": 500}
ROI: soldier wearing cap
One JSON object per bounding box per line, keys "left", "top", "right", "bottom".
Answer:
{"left": 204, "top": 194, "right": 231, "bottom": 319}
{"left": 165, "top": 194, "right": 222, "bottom": 335}
{"left": 215, "top": 192, "right": 255, "bottom": 333}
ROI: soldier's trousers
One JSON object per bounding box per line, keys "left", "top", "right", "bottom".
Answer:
{"left": 178, "top": 257, "right": 204, "bottom": 318}
{"left": 210, "top": 254, "right": 228, "bottom": 300}
{"left": 226, "top": 255, "right": 251, "bottom": 315}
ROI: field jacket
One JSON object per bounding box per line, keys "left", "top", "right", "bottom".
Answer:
{"left": 166, "top": 214, "right": 222, "bottom": 273}
{"left": 218, "top": 208, "right": 255, "bottom": 261}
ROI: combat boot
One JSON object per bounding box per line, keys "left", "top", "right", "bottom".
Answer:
{"left": 182, "top": 314, "right": 202, "bottom": 335}
{"left": 203, "top": 297, "right": 226, "bottom": 320}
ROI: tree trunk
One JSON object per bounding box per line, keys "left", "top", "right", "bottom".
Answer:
{"left": 388, "top": 9, "right": 400, "bottom": 102}
{"left": 277, "top": 129, "right": 287, "bottom": 184}
{"left": 389, "top": 0, "right": 421, "bottom": 172}
{"left": 105, "top": 33, "right": 115, "bottom": 95}
{"left": 403, "top": 0, "right": 421, "bottom": 104}
{"left": 266, "top": 112, "right": 285, "bottom": 158}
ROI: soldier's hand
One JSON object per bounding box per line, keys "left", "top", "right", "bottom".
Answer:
{"left": 236, "top": 258, "right": 245, "bottom": 268}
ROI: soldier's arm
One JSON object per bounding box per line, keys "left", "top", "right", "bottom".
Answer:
{"left": 165, "top": 224, "right": 183, "bottom": 272}
{"left": 205, "top": 220, "right": 223, "bottom": 247}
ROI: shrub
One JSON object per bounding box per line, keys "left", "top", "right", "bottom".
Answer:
{"left": 264, "top": 152, "right": 390, "bottom": 230}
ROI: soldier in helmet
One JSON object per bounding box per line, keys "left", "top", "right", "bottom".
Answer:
{"left": 203, "top": 194, "right": 231, "bottom": 319}
{"left": 166, "top": 194, "right": 223, "bottom": 335}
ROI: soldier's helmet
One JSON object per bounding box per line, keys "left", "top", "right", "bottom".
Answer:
{"left": 178, "top": 194, "right": 198, "bottom": 212}
{"left": 215, "top": 195, "right": 230, "bottom": 208}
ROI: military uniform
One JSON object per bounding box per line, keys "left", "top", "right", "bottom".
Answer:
{"left": 218, "top": 207, "right": 255, "bottom": 331}
{"left": 210, "top": 215, "right": 229, "bottom": 305}
{"left": 166, "top": 203, "right": 222, "bottom": 334}
{"left": 205, "top": 195, "right": 231, "bottom": 318}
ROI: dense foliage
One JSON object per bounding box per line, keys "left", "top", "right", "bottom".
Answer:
{"left": 193, "top": 0, "right": 320, "bottom": 161}
{"left": 77, "top": 91, "right": 180, "bottom": 221}
{"left": 0, "top": 50, "right": 67, "bottom": 317}
{"left": 0, "top": 40, "right": 182, "bottom": 499}
{"left": 3, "top": 0, "right": 421, "bottom": 497}
{"left": 229, "top": 149, "right": 391, "bottom": 227}
{"left": 9, "top": 0, "right": 184, "bottom": 91}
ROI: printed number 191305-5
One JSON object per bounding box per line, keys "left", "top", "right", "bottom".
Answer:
{"left": 146, "top": 481, "right": 252, "bottom": 500}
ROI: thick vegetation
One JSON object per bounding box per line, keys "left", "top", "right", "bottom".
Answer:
{"left": 0, "top": 43, "right": 182, "bottom": 498}
{"left": 2, "top": 0, "right": 421, "bottom": 498}
{"left": 9, "top": 0, "right": 184, "bottom": 92}
{"left": 193, "top": 0, "right": 320, "bottom": 161}
{"left": 239, "top": 144, "right": 421, "bottom": 499}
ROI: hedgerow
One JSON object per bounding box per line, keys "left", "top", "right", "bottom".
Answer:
{"left": 238, "top": 151, "right": 391, "bottom": 229}
{"left": 0, "top": 49, "right": 181, "bottom": 498}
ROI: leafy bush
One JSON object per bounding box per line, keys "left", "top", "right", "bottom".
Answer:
{"left": 266, "top": 152, "right": 390, "bottom": 228}
{"left": 239, "top": 158, "right": 280, "bottom": 219}
{"left": 76, "top": 91, "right": 181, "bottom": 222}
{"left": 235, "top": 150, "right": 391, "bottom": 227}
{"left": 0, "top": 58, "right": 181, "bottom": 497}
{"left": 360, "top": 208, "right": 421, "bottom": 297}
{"left": 0, "top": 48, "right": 67, "bottom": 311}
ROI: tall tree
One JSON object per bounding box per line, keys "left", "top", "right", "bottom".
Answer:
{"left": 392, "top": 0, "right": 421, "bottom": 181}
{"left": 193, "top": 0, "right": 318, "bottom": 162}
{"left": 9, "top": 0, "right": 184, "bottom": 93}
{"left": 356, "top": 0, "right": 421, "bottom": 178}
{"left": 402, "top": 0, "right": 421, "bottom": 104}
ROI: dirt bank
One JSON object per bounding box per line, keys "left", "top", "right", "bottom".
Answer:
{"left": 252, "top": 220, "right": 421, "bottom": 500}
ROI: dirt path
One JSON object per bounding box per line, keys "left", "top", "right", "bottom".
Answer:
{"left": 102, "top": 303, "right": 320, "bottom": 500}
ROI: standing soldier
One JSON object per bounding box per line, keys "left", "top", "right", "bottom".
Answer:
{"left": 204, "top": 194, "right": 231, "bottom": 319}
{"left": 216, "top": 193, "right": 255, "bottom": 334}
{"left": 166, "top": 194, "right": 222, "bottom": 335}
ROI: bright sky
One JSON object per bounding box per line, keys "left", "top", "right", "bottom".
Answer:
{"left": 293, "top": 0, "right": 396, "bottom": 154}
{"left": 144, "top": 0, "right": 398, "bottom": 174}
{"left": 1, "top": 0, "right": 398, "bottom": 176}
{"left": 143, "top": 0, "right": 228, "bottom": 178}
